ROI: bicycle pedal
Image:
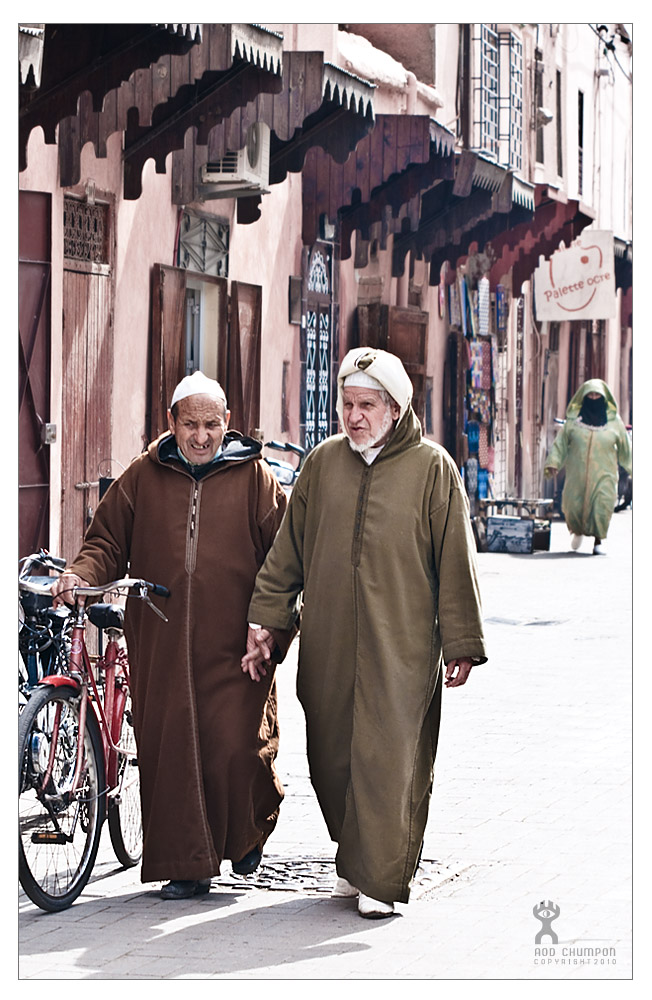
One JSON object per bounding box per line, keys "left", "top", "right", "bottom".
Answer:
{"left": 32, "top": 831, "right": 69, "bottom": 845}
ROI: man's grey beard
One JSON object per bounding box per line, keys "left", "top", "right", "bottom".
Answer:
{"left": 346, "top": 407, "right": 395, "bottom": 453}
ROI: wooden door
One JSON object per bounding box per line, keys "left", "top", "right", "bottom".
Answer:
{"left": 60, "top": 269, "right": 113, "bottom": 563}
{"left": 19, "top": 191, "right": 52, "bottom": 558}
{"left": 228, "top": 281, "right": 262, "bottom": 438}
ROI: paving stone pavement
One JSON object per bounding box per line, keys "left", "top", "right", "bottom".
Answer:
{"left": 18, "top": 509, "right": 634, "bottom": 982}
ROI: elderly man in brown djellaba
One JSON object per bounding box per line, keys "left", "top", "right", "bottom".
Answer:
{"left": 52, "top": 371, "right": 293, "bottom": 900}
{"left": 242, "top": 348, "right": 487, "bottom": 919}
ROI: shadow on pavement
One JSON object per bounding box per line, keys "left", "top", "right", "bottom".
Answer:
{"left": 19, "top": 888, "right": 380, "bottom": 978}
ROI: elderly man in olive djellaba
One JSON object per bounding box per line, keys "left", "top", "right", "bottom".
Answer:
{"left": 52, "top": 371, "right": 293, "bottom": 901}
{"left": 242, "top": 347, "right": 487, "bottom": 920}
{"left": 544, "top": 378, "right": 632, "bottom": 555}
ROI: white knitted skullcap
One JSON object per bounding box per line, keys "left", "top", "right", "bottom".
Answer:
{"left": 342, "top": 371, "right": 385, "bottom": 391}
{"left": 170, "top": 371, "right": 227, "bottom": 409}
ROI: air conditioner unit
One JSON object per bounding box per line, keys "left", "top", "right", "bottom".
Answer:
{"left": 198, "top": 122, "right": 270, "bottom": 199}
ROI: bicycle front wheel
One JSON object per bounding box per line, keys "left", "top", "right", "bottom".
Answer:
{"left": 19, "top": 684, "right": 106, "bottom": 912}
{"left": 108, "top": 691, "right": 142, "bottom": 867}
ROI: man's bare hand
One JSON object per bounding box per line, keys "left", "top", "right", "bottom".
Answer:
{"left": 241, "top": 626, "right": 275, "bottom": 682}
{"left": 445, "top": 658, "right": 474, "bottom": 688}
{"left": 51, "top": 574, "right": 91, "bottom": 609}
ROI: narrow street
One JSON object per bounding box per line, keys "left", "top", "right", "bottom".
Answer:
{"left": 19, "top": 508, "right": 633, "bottom": 980}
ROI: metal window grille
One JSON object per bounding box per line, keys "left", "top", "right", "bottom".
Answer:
{"left": 498, "top": 31, "right": 523, "bottom": 171}
{"left": 63, "top": 197, "right": 109, "bottom": 263}
{"left": 178, "top": 211, "right": 229, "bottom": 277}
{"left": 472, "top": 24, "right": 499, "bottom": 159}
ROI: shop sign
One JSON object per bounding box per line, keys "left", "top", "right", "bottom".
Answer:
{"left": 534, "top": 231, "right": 616, "bottom": 320}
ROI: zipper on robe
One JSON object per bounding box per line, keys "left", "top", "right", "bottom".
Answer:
{"left": 187, "top": 481, "right": 201, "bottom": 573}
{"left": 351, "top": 465, "right": 373, "bottom": 566}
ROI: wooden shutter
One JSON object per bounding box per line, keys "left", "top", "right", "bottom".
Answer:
{"left": 228, "top": 282, "right": 262, "bottom": 437}
{"left": 19, "top": 191, "right": 51, "bottom": 558}
{"left": 355, "top": 303, "right": 429, "bottom": 426}
{"left": 149, "top": 264, "right": 187, "bottom": 441}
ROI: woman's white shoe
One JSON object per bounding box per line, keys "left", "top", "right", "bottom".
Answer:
{"left": 358, "top": 893, "right": 395, "bottom": 918}
{"left": 332, "top": 877, "right": 359, "bottom": 898}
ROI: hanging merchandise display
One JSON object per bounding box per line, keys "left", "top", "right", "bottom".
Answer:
{"left": 449, "top": 281, "right": 462, "bottom": 328}
{"left": 478, "top": 277, "right": 490, "bottom": 338}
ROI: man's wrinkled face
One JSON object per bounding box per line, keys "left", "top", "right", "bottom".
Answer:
{"left": 168, "top": 394, "right": 230, "bottom": 465}
{"left": 341, "top": 386, "right": 400, "bottom": 452}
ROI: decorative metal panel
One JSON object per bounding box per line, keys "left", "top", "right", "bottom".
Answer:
{"left": 307, "top": 249, "right": 330, "bottom": 294}
{"left": 63, "top": 198, "right": 109, "bottom": 264}
{"left": 178, "top": 211, "right": 229, "bottom": 277}
{"left": 305, "top": 308, "right": 317, "bottom": 450}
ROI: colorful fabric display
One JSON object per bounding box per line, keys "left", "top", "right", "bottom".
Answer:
{"left": 478, "top": 277, "right": 490, "bottom": 337}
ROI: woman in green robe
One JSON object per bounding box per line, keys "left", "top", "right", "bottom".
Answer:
{"left": 544, "top": 378, "right": 632, "bottom": 554}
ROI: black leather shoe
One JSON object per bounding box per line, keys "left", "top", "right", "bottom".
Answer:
{"left": 160, "top": 878, "right": 211, "bottom": 900}
{"left": 231, "top": 847, "right": 262, "bottom": 875}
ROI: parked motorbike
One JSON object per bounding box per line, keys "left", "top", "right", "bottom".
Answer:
{"left": 264, "top": 440, "right": 306, "bottom": 492}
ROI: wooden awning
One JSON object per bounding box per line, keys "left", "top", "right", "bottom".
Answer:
{"left": 301, "top": 115, "right": 456, "bottom": 255}
{"left": 387, "top": 150, "right": 529, "bottom": 280}
{"left": 171, "top": 53, "right": 375, "bottom": 211}
{"left": 19, "top": 23, "right": 203, "bottom": 171}
{"left": 486, "top": 184, "right": 595, "bottom": 291}
{"left": 51, "top": 24, "right": 284, "bottom": 200}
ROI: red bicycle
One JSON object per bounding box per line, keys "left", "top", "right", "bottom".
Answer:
{"left": 18, "top": 575, "right": 169, "bottom": 912}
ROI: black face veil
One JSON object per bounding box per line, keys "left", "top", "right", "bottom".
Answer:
{"left": 579, "top": 394, "right": 608, "bottom": 426}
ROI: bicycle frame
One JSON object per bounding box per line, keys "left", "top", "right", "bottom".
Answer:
{"left": 38, "top": 604, "right": 135, "bottom": 810}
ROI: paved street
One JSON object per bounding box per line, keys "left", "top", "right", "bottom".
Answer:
{"left": 18, "top": 508, "right": 633, "bottom": 981}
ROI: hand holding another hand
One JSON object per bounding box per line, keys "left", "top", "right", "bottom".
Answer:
{"left": 241, "top": 625, "right": 276, "bottom": 682}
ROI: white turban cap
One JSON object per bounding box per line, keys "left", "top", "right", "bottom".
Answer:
{"left": 170, "top": 371, "right": 227, "bottom": 410}
{"left": 336, "top": 348, "right": 413, "bottom": 426}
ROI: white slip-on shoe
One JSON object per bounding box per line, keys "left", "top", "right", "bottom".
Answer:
{"left": 593, "top": 540, "right": 605, "bottom": 555}
{"left": 332, "top": 876, "right": 359, "bottom": 898}
{"left": 570, "top": 533, "right": 583, "bottom": 550}
{"left": 358, "top": 892, "right": 395, "bottom": 918}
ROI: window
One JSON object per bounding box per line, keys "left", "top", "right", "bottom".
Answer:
{"left": 534, "top": 50, "right": 545, "bottom": 164}
{"left": 578, "top": 90, "right": 585, "bottom": 196}
{"left": 556, "top": 71, "right": 563, "bottom": 177}
{"left": 471, "top": 25, "right": 523, "bottom": 172}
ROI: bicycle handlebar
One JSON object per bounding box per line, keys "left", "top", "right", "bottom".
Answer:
{"left": 20, "top": 575, "right": 170, "bottom": 599}
{"left": 69, "top": 578, "right": 170, "bottom": 599}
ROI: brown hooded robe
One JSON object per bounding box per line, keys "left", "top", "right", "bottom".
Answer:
{"left": 68, "top": 431, "right": 288, "bottom": 882}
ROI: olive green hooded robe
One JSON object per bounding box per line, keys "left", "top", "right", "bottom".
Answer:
{"left": 248, "top": 406, "right": 487, "bottom": 905}
{"left": 545, "top": 379, "right": 632, "bottom": 540}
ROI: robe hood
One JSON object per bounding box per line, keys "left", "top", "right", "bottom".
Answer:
{"left": 565, "top": 379, "right": 619, "bottom": 421}
{"left": 149, "top": 430, "right": 262, "bottom": 469}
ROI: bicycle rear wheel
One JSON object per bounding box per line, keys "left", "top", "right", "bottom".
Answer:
{"left": 107, "top": 692, "right": 142, "bottom": 867}
{"left": 19, "top": 684, "right": 106, "bottom": 912}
